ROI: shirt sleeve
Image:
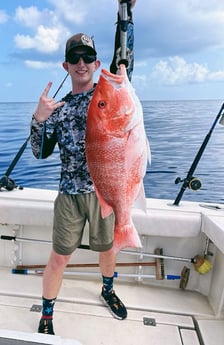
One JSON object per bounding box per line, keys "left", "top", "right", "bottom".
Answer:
{"left": 30, "top": 115, "right": 57, "bottom": 159}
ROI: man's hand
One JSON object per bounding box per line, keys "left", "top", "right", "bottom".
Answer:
{"left": 119, "top": 0, "right": 136, "bottom": 8}
{"left": 118, "top": 0, "right": 136, "bottom": 19}
{"left": 33, "top": 82, "right": 65, "bottom": 123}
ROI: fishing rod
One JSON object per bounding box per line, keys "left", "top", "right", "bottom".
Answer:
{"left": 173, "top": 102, "right": 224, "bottom": 206}
{"left": 0, "top": 73, "right": 69, "bottom": 191}
{"left": 115, "top": 0, "right": 131, "bottom": 69}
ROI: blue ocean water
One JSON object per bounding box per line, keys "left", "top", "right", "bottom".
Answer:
{"left": 0, "top": 100, "right": 224, "bottom": 203}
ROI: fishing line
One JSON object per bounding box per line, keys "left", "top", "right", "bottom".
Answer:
{"left": 0, "top": 73, "right": 69, "bottom": 191}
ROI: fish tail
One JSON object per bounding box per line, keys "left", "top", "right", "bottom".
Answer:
{"left": 112, "top": 223, "right": 142, "bottom": 254}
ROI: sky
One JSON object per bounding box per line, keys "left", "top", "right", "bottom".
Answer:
{"left": 1, "top": 0, "right": 224, "bottom": 102}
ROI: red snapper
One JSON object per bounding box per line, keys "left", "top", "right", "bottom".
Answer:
{"left": 86, "top": 64, "right": 150, "bottom": 253}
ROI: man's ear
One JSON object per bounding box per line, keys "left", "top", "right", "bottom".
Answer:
{"left": 62, "top": 62, "right": 68, "bottom": 71}
{"left": 94, "top": 59, "right": 101, "bottom": 71}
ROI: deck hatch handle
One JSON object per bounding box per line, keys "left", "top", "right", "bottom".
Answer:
{"left": 143, "top": 317, "right": 156, "bottom": 326}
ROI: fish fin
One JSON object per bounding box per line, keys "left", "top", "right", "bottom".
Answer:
{"left": 94, "top": 187, "right": 113, "bottom": 218}
{"left": 146, "top": 137, "right": 151, "bottom": 165}
{"left": 133, "top": 182, "right": 147, "bottom": 213}
{"left": 112, "top": 222, "right": 142, "bottom": 254}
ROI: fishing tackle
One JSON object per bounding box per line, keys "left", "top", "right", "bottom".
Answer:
{"left": 0, "top": 73, "right": 69, "bottom": 191}
{"left": 173, "top": 102, "right": 224, "bottom": 205}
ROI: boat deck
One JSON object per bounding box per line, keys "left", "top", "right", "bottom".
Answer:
{"left": 0, "top": 268, "right": 223, "bottom": 345}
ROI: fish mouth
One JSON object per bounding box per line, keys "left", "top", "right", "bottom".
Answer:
{"left": 101, "top": 64, "right": 126, "bottom": 85}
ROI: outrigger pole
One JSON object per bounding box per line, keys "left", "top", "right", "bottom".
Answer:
{"left": 173, "top": 102, "right": 224, "bottom": 206}
{"left": 0, "top": 73, "right": 69, "bottom": 191}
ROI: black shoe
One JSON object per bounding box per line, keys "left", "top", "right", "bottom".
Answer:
{"left": 100, "top": 288, "right": 127, "bottom": 320}
{"left": 38, "top": 318, "right": 55, "bottom": 335}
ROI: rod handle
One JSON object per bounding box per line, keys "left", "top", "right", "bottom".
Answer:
{"left": 12, "top": 268, "right": 28, "bottom": 274}
{"left": 1, "top": 235, "right": 16, "bottom": 241}
{"left": 166, "top": 274, "right": 181, "bottom": 280}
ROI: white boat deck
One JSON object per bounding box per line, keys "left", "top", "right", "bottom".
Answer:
{"left": 1, "top": 188, "right": 224, "bottom": 344}
{"left": 0, "top": 268, "right": 223, "bottom": 345}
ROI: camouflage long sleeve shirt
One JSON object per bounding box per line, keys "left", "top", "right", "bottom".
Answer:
{"left": 30, "top": 88, "right": 96, "bottom": 194}
{"left": 30, "top": 18, "right": 134, "bottom": 195}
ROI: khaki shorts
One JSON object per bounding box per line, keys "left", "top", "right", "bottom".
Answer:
{"left": 53, "top": 192, "right": 115, "bottom": 255}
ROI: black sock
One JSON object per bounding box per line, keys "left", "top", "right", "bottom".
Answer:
{"left": 102, "top": 275, "right": 114, "bottom": 295}
{"left": 41, "top": 296, "right": 56, "bottom": 319}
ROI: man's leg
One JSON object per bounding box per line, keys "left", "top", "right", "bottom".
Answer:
{"left": 38, "top": 250, "right": 71, "bottom": 335}
{"left": 99, "top": 249, "right": 127, "bottom": 320}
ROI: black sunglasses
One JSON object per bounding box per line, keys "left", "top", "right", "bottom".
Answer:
{"left": 67, "top": 53, "right": 96, "bottom": 64}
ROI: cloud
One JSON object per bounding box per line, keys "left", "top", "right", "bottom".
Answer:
{"left": 15, "top": 26, "right": 59, "bottom": 53}
{"left": 13, "top": 1, "right": 113, "bottom": 51}
{"left": 25, "top": 60, "right": 61, "bottom": 69}
{"left": 49, "top": 0, "right": 87, "bottom": 24}
{"left": 14, "top": 25, "right": 66, "bottom": 53}
{"left": 0, "top": 10, "right": 8, "bottom": 24}
{"left": 208, "top": 70, "right": 224, "bottom": 81}
{"left": 10, "top": 0, "right": 224, "bottom": 86}
{"left": 11, "top": 1, "right": 224, "bottom": 59}
{"left": 14, "top": 5, "right": 69, "bottom": 54}
{"left": 134, "top": 1, "right": 224, "bottom": 59}
{"left": 14, "top": 6, "right": 43, "bottom": 28}
{"left": 151, "top": 56, "right": 224, "bottom": 85}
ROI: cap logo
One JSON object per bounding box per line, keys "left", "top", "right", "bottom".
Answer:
{"left": 81, "top": 34, "right": 94, "bottom": 49}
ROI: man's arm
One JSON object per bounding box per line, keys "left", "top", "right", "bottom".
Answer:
{"left": 30, "top": 82, "right": 65, "bottom": 159}
{"left": 30, "top": 117, "right": 57, "bottom": 159}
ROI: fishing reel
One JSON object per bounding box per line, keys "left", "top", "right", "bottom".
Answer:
{"left": 116, "top": 47, "right": 132, "bottom": 69}
{"left": 175, "top": 176, "right": 202, "bottom": 191}
{"left": 0, "top": 175, "right": 17, "bottom": 191}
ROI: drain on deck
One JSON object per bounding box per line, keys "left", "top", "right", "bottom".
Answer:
{"left": 143, "top": 317, "right": 156, "bottom": 326}
{"left": 30, "top": 304, "right": 42, "bottom": 312}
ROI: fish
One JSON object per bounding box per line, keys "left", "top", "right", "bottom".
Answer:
{"left": 85, "top": 64, "right": 150, "bottom": 254}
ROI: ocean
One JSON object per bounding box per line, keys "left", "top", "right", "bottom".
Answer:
{"left": 0, "top": 99, "right": 224, "bottom": 204}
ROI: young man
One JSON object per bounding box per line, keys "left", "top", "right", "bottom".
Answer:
{"left": 30, "top": 0, "right": 136, "bottom": 335}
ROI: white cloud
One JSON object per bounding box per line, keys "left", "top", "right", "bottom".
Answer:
{"left": 15, "top": 6, "right": 43, "bottom": 28}
{"left": 14, "top": 5, "right": 69, "bottom": 54}
{"left": 49, "top": 0, "right": 87, "bottom": 24}
{"left": 208, "top": 70, "right": 224, "bottom": 81}
{"left": 0, "top": 10, "right": 8, "bottom": 24}
{"left": 12, "top": 0, "right": 115, "bottom": 56}
{"left": 25, "top": 60, "right": 61, "bottom": 69}
{"left": 15, "top": 26, "right": 62, "bottom": 53}
{"left": 150, "top": 56, "right": 224, "bottom": 86}
{"left": 151, "top": 56, "right": 210, "bottom": 85}
{"left": 134, "top": 1, "right": 224, "bottom": 60}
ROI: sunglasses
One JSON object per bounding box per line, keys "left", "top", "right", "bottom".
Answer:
{"left": 67, "top": 53, "right": 96, "bottom": 64}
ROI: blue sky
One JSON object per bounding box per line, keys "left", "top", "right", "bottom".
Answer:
{"left": 1, "top": 0, "right": 224, "bottom": 102}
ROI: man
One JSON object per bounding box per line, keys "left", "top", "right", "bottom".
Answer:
{"left": 30, "top": 0, "right": 136, "bottom": 335}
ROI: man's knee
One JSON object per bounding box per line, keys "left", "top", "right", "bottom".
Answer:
{"left": 49, "top": 250, "right": 71, "bottom": 270}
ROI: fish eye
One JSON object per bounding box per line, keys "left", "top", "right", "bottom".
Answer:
{"left": 98, "top": 100, "right": 106, "bottom": 109}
